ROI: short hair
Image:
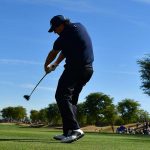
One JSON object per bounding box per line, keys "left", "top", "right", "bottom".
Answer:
{"left": 63, "top": 18, "right": 71, "bottom": 25}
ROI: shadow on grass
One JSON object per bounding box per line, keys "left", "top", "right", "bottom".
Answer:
{"left": 0, "top": 138, "right": 60, "bottom": 144}
{"left": 124, "top": 138, "right": 150, "bottom": 143}
{"left": 94, "top": 132, "right": 150, "bottom": 137}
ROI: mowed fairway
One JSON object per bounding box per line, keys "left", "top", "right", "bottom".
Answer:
{"left": 0, "top": 124, "right": 150, "bottom": 150}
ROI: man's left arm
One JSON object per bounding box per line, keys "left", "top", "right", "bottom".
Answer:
{"left": 54, "top": 52, "right": 65, "bottom": 65}
{"left": 45, "top": 51, "right": 65, "bottom": 73}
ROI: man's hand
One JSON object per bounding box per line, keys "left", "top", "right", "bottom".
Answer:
{"left": 45, "top": 62, "right": 58, "bottom": 74}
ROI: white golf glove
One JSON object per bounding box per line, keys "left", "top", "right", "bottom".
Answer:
{"left": 47, "top": 62, "right": 58, "bottom": 73}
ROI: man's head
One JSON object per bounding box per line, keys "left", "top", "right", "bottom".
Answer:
{"left": 48, "top": 15, "right": 66, "bottom": 34}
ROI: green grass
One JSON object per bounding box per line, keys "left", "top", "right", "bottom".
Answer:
{"left": 0, "top": 123, "right": 150, "bottom": 150}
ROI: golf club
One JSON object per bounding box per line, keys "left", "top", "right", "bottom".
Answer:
{"left": 23, "top": 73, "right": 47, "bottom": 101}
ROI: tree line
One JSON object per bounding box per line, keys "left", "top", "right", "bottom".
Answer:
{"left": 1, "top": 92, "right": 150, "bottom": 129}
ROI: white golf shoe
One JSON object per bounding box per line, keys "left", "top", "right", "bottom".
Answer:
{"left": 61, "top": 129, "right": 84, "bottom": 143}
{"left": 53, "top": 130, "right": 72, "bottom": 140}
{"left": 53, "top": 134, "right": 66, "bottom": 140}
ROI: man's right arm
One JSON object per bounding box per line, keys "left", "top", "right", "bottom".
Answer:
{"left": 44, "top": 49, "right": 66, "bottom": 74}
{"left": 44, "top": 49, "right": 60, "bottom": 73}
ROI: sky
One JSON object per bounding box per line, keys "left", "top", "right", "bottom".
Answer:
{"left": 0, "top": 0, "right": 150, "bottom": 116}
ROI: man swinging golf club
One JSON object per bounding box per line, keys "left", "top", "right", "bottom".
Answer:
{"left": 45, "top": 15, "right": 94, "bottom": 143}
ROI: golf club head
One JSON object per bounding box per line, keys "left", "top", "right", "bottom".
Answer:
{"left": 24, "top": 95, "right": 30, "bottom": 101}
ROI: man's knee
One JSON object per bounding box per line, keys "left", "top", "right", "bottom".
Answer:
{"left": 55, "top": 89, "right": 66, "bottom": 103}
{"left": 55, "top": 90, "right": 72, "bottom": 104}
{"left": 55, "top": 91, "right": 61, "bottom": 102}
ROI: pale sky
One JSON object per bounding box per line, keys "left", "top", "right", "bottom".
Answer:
{"left": 0, "top": 0, "right": 150, "bottom": 115}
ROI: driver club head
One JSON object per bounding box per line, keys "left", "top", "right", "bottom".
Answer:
{"left": 24, "top": 95, "right": 30, "bottom": 101}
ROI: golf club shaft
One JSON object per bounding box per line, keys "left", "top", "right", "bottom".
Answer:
{"left": 29, "top": 73, "right": 47, "bottom": 97}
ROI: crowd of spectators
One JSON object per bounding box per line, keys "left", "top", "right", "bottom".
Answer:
{"left": 116, "top": 122, "right": 150, "bottom": 135}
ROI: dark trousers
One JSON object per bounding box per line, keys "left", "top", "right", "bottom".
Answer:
{"left": 55, "top": 67, "right": 93, "bottom": 136}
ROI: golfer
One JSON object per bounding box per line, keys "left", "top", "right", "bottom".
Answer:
{"left": 44, "top": 15, "right": 94, "bottom": 143}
